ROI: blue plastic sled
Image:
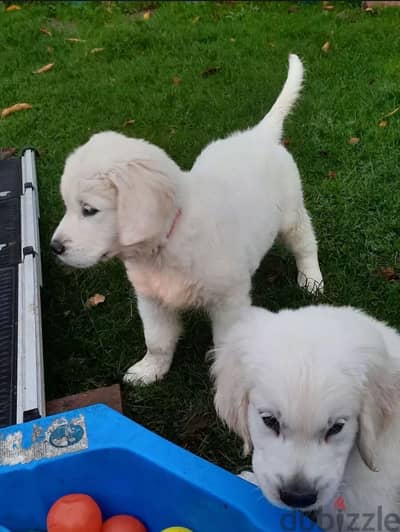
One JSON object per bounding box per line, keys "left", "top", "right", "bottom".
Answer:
{"left": 0, "top": 404, "right": 317, "bottom": 532}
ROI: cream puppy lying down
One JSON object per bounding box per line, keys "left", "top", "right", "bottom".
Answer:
{"left": 211, "top": 305, "right": 400, "bottom": 531}
{"left": 51, "top": 54, "right": 323, "bottom": 385}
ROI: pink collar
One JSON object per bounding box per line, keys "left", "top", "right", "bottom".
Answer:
{"left": 166, "top": 208, "right": 182, "bottom": 239}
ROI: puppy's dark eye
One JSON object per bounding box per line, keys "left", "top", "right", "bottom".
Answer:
{"left": 262, "top": 415, "right": 280, "bottom": 436}
{"left": 82, "top": 204, "right": 99, "bottom": 217}
{"left": 325, "top": 422, "right": 345, "bottom": 441}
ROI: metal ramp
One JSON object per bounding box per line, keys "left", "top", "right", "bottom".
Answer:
{"left": 0, "top": 149, "right": 45, "bottom": 427}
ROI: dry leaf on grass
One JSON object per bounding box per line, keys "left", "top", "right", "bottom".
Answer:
{"left": 283, "top": 138, "right": 291, "bottom": 146}
{"left": 229, "top": 37, "right": 236, "bottom": 42}
{"left": 65, "top": 38, "right": 85, "bottom": 43}
{"left": 379, "top": 120, "right": 388, "bottom": 128}
{"left": 90, "top": 47, "right": 105, "bottom": 54}
{"left": 172, "top": 76, "right": 182, "bottom": 85}
{"left": 123, "top": 119, "right": 135, "bottom": 127}
{"left": 33, "top": 63, "right": 54, "bottom": 74}
{"left": 323, "top": 5, "right": 335, "bottom": 11}
{"left": 40, "top": 27, "right": 52, "bottom": 36}
{"left": 327, "top": 170, "right": 337, "bottom": 179}
{"left": 6, "top": 4, "right": 21, "bottom": 11}
{"left": 0, "top": 147, "right": 17, "bottom": 160}
{"left": 288, "top": 6, "right": 299, "bottom": 13}
{"left": 143, "top": 10, "right": 152, "bottom": 20}
{"left": 201, "top": 66, "right": 221, "bottom": 78}
{"left": 321, "top": 41, "right": 331, "bottom": 53}
{"left": 349, "top": 137, "right": 360, "bottom": 145}
{"left": 192, "top": 15, "right": 200, "bottom": 23}
{"left": 47, "top": 46, "right": 54, "bottom": 54}
{"left": 377, "top": 267, "right": 399, "bottom": 281}
{"left": 86, "top": 293, "right": 106, "bottom": 307}
{"left": 1, "top": 103, "right": 32, "bottom": 118}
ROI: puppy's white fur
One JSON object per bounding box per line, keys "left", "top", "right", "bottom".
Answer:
{"left": 52, "top": 55, "right": 322, "bottom": 384}
{"left": 211, "top": 305, "right": 400, "bottom": 530}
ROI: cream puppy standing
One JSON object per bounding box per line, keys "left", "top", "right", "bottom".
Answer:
{"left": 211, "top": 305, "right": 400, "bottom": 531}
{"left": 51, "top": 55, "right": 323, "bottom": 385}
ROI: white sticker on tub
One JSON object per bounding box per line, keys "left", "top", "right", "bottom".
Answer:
{"left": 0, "top": 414, "right": 88, "bottom": 466}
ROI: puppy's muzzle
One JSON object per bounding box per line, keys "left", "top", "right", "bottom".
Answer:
{"left": 50, "top": 239, "right": 66, "bottom": 256}
{"left": 279, "top": 480, "right": 318, "bottom": 509}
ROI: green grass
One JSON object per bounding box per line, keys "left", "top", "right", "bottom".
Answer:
{"left": 1, "top": 1, "right": 400, "bottom": 471}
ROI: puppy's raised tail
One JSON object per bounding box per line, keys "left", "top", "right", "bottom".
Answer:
{"left": 258, "top": 54, "right": 304, "bottom": 142}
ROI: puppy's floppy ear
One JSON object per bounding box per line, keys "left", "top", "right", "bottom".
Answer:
{"left": 357, "top": 362, "right": 400, "bottom": 471}
{"left": 210, "top": 345, "right": 251, "bottom": 456}
{"left": 109, "top": 159, "right": 176, "bottom": 247}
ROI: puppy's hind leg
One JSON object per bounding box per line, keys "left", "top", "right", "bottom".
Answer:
{"left": 209, "top": 288, "right": 251, "bottom": 348}
{"left": 280, "top": 207, "right": 324, "bottom": 294}
{"left": 124, "top": 295, "right": 182, "bottom": 385}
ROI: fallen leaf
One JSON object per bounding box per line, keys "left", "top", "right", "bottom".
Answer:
{"left": 323, "top": 5, "right": 335, "bottom": 11}
{"left": 327, "top": 170, "right": 337, "bottom": 179}
{"left": 65, "top": 38, "right": 85, "bottom": 42}
{"left": 229, "top": 37, "right": 236, "bottom": 42}
{"left": 0, "top": 147, "right": 17, "bottom": 160}
{"left": 364, "top": 7, "right": 375, "bottom": 13}
{"left": 283, "top": 138, "right": 291, "bottom": 146}
{"left": 349, "top": 137, "right": 360, "bottom": 145}
{"left": 288, "top": 6, "right": 298, "bottom": 13}
{"left": 86, "top": 293, "right": 106, "bottom": 307}
{"left": 40, "top": 27, "right": 52, "bottom": 36}
{"left": 143, "top": 10, "right": 152, "bottom": 20}
{"left": 90, "top": 47, "right": 105, "bottom": 54}
{"left": 33, "top": 62, "right": 54, "bottom": 74}
{"left": 169, "top": 127, "right": 177, "bottom": 135}
{"left": 192, "top": 15, "right": 200, "bottom": 23}
{"left": 201, "top": 66, "right": 221, "bottom": 78}
{"left": 379, "top": 120, "right": 388, "bottom": 128}
{"left": 6, "top": 4, "right": 21, "bottom": 11}
{"left": 47, "top": 46, "right": 54, "bottom": 54}
{"left": 123, "top": 119, "right": 135, "bottom": 127}
{"left": 1, "top": 103, "right": 32, "bottom": 118}
{"left": 172, "top": 76, "right": 182, "bottom": 85}
{"left": 181, "top": 414, "right": 211, "bottom": 440}
{"left": 321, "top": 41, "right": 331, "bottom": 53}
{"left": 377, "top": 267, "right": 399, "bottom": 281}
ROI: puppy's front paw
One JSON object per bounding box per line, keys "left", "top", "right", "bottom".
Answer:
{"left": 123, "top": 352, "right": 172, "bottom": 385}
{"left": 297, "top": 270, "right": 324, "bottom": 294}
{"left": 238, "top": 470, "right": 259, "bottom": 486}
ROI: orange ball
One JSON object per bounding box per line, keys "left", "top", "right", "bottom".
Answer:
{"left": 102, "top": 515, "right": 148, "bottom": 532}
{"left": 47, "top": 493, "right": 102, "bottom": 532}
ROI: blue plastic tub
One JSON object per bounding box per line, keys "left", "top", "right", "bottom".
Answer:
{"left": 0, "top": 405, "right": 316, "bottom": 532}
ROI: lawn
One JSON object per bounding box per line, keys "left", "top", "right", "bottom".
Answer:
{"left": 1, "top": 0, "right": 399, "bottom": 472}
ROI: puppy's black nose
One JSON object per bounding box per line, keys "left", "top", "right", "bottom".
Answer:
{"left": 279, "top": 488, "right": 317, "bottom": 509}
{"left": 50, "top": 239, "right": 65, "bottom": 255}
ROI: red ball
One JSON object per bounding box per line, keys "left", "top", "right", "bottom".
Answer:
{"left": 102, "top": 515, "right": 148, "bottom": 532}
{"left": 47, "top": 493, "right": 102, "bottom": 532}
